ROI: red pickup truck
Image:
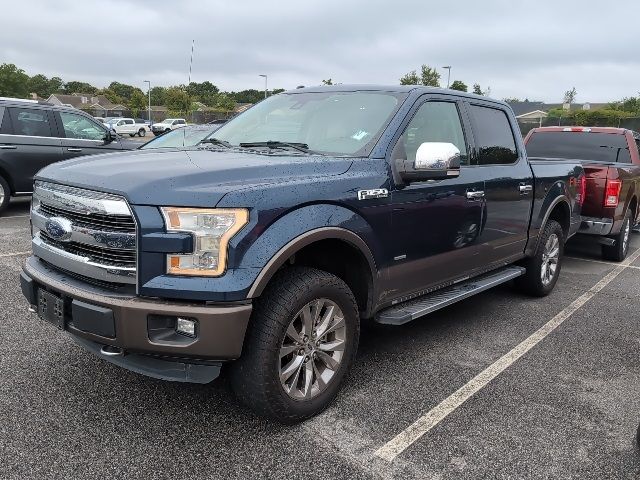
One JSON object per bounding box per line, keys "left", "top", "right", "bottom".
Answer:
{"left": 525, "top": 127, "right": 640, "bottom": 261}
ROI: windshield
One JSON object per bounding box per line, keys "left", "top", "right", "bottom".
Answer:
{"left": 527, "top": 132, "right": 631, "bottom": 163}
{"left": 140, "top": 126, "right": 219, "bottom": 149}
{"left": 212, "top": 91, "right": 405, "bottom": 155}
{"left": 160, "top": 119, "right": 176, "bottom": 124}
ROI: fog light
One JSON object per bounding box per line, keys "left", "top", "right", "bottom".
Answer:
{"left": 176, "top": 317, "right": 197, "bottom": 337}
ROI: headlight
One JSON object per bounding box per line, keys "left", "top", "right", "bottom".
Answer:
{"left": 160, "top": 207, "right": 249, "bottom": 277}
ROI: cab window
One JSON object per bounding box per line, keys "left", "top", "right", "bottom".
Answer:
{"left": 59, "top": 112, "right": 106, "bottom": 140}
{"left": 393, "top": 101, "right": 468, "bottom": 165}
{"left": 469, "top": 105, "right": 518, "bottom": 165}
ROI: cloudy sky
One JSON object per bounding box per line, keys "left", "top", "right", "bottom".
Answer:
{"left": 1, "top": 0, "right": 638, "bottom": 102}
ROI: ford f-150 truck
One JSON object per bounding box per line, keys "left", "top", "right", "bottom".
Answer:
{"left": 20, "top": 86, "right": 584, "bottom": 423}
{"left": 525, "top": 127, "right": 640, "bottom": 261}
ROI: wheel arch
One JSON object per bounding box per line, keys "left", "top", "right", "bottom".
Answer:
{"left": 247, "top": 227, "right": 377, "bottom": 317}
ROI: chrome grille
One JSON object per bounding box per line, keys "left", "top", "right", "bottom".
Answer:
{"left": 31, "top": 181, "right": 137, "bottom": 285}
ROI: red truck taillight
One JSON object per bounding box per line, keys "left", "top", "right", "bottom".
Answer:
{"left": 604, "top": 179, "right": 622, "bottom": 207}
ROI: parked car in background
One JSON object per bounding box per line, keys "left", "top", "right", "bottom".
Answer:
{"left": 151, "top": 118, "right": 187, "bottom": 136}
{"left": 525, "top": 127, "right": 640, "bottom": 261}
{"left": 139, "top": 124, "right": 222, "bottom": 150}
{"left": 0, "top": 97, "right": 138, "bottom": 213}
{"left": 93, "top": 116, "right": 105, "bottom": 123}
{"left": 109, "top": 117, "right": 150, "bottom": 137}
{"left": 20, "top": 85, "right": 584, "bottom": 422}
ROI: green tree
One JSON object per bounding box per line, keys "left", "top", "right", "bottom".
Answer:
{"left": 213, "top": 92, "right": 236, "bottom": 111}
{"left": 449, "top": 80, "right": 468, "bottom": 92}
{"left": 419, "top": 65, "right": 440, "bottom": 87}
{"left": 129, "top": 90, "right": 148, "bottom": 116}
{"left": 107, "top": 81, "right": 141, "bottom": 102}
{"left": 563, "top": 87, "right": 577, "bottom": 105}
{"left": 271, "top": 88, "right": 285, "bottom": 95}
{"left": 228, "top": 89, "right": 267, "bottom": 104}
{"left": 63, "top": 81, "right": 97, "bottom": 94}
{"left": 400, "top": 65, "right": 440, "bottom": 87}
{"left": 150, "top": 86, "right": 167, "bottom": 106}
{"left": 322, "top": 78, "right": 333, "bottom": 85}
{"left": 165, "top": 87, "right": 193, "bottom": 116}
{"left": 400, "top": 70, "right": 420, "bottom": 85}
{"left": 503, "top": 97, "right": 522, "bottom": 103}
{"left": 0, "top": 63, "right": 30, "bottom": 98}
{"left": 186, "top": 81, "right": 219, "bottom": 101}
{"left": 472, "top": 83, "right": 484, "bottom": 95}
{"left": 27, "top": 74, "right": 63, "bottom": 98}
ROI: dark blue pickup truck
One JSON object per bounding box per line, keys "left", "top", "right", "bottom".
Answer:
{"left": 20, "top": 85, "right": 584, "bottom": 423}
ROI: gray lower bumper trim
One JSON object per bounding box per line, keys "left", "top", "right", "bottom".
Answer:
{"left": 579, "top": 217, "right": 614, "bottom": 236}
{"left": 72, "top": 335, "right": 222, "bottom": 384}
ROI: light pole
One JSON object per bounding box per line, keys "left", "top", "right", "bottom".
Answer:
{"left": 442, "top": 66, "right": 451, "bottom": 89}
{"left": 144, "top": 80, "right": 151, "bottom": 125}
{"left": 259, "top": 74, "right": 268, "bottom": 99}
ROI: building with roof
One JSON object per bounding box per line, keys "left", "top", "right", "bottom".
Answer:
{"left": 45, "top": 93, "right": 127, "bottom": 117}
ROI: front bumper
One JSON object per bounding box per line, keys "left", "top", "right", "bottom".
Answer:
{"left": 21, "top": 256, "right": 252, "bottom": 382}
{"left": 579, "top": 217, "right": 614, "bottom": 236}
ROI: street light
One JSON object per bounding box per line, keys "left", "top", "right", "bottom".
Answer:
{"left": 442, "top": 66, "right": 451, "bottom": 89}
{"left": 259, "top": 74, "right": 268, "bottom": 99}
{"left": 143, "top": 80, "right": 151, "bottom": 125}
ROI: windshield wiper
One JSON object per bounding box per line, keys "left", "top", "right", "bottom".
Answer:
{"left": 201, "top": 137, "right": 232, "bottom": 148}
{"left": 239, "top": 141, "right": 310, "bottom": 153}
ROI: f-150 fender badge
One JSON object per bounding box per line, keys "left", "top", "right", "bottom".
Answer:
{"left": 357, "top": 188, "right": 389, "bottom": 200}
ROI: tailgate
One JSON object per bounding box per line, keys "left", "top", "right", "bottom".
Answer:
{"left": 581, "top": 164, "right": 610, "bottom": 218}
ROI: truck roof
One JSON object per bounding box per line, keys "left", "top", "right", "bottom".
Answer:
{"left": 284, "top": 84, "right": 508, "bottom": 107}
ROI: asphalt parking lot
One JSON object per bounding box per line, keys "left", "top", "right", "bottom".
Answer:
{"left": 1, "top": 197, "right": 640, "bottom": 480}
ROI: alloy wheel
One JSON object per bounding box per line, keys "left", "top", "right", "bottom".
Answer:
{"left": 541, "top": 233, "right": 560, "bottom": 286}
{"left": 622, "top": 220, "right": 630, "bottom": 255}
{"left": 0, "top": 182, "right": 4, "bottom": 206}
{"left": 279, "top": 298, "right": 346, "bottom": 400}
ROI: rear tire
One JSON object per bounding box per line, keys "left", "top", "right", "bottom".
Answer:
{"left": 516, "top": 220, "right": 564, "bottom": 297}
{"left": 0, "top": 176, "right": 10, "bottom": 214}
{"left": 230, "top": 267, "right": 359, "bottom": 424}
{"left": 602, "top": 210, "right": 631, "bottom": 262}
{"left": 129, "top": 133, "right": 135, "bottom": 137}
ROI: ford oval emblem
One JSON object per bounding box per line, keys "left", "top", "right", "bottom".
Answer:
{"left": 45, "top": 217, "right": 73, "bottom": 242}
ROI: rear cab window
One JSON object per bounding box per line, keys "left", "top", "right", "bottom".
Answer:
{"left": 527, "top": 131, "right": 631, "bottom": 163}
{"left": 468, "top": 105, "right": 519, "bottom": 165}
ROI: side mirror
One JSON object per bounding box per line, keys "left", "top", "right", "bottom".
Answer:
{"left": 398, "top": 142, "right": 461, "bottom": 182}
{"left": 104, "top": 129, "right": 118, "bottom": 143}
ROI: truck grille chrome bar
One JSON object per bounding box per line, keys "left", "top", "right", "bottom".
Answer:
{"left": 31, "top": 181, "right": 137, "bottom": 285}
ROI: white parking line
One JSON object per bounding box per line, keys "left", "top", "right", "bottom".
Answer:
{"left": 566, "top": 256, "right": 640, "bottom": 270}
{"left": 374, "top": 247, "right": 640, "bottom": 462}
{"left": 0, "top": 214, "right": 29, "bottom": 220}
{"left": 0, "top": 251, "right": 30, "bottom": 258}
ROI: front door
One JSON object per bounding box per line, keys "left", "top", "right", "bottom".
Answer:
{"left": 55, "top": 111, "right": 123, "bottom": 159}
{"left": 386, "top": 98, "right": 485, "bottom": 302}
{"left": 466, "top": 103, "right": 533, "bottom": 265}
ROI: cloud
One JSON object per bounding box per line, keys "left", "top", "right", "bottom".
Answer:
{"left": 1, "top": 0, "right": 638, "bottom": 102}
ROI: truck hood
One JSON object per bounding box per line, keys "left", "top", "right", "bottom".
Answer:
{"left": 36, "top": 148, "right": 353, "bottom": 206}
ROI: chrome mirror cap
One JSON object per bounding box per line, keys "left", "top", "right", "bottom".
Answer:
{"left": 415, "top": 142, "right": 461, "bottom": 170}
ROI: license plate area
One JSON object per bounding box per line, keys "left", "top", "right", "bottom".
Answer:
{"left": 37, "top": 289, "right": 65, "bottom": 330}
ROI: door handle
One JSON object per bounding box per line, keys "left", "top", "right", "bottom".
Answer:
{"left": 67, "top": 148, "right": 83, "bottom": 152}
{"left": 466, "top": 190, "right": 485, "bottom": 200}
{"left": 519, "top": 184, "right": 533, "bottom": 194}
{"left": 0, "top": 145, "right": 17, "bottom": 149}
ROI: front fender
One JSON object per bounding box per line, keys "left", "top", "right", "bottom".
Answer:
{"left": 139, "top": 203, "right": 380, "bottom": 302}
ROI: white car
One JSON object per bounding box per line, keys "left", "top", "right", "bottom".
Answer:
{"left": 108, "top": 118, "right": 150, "bottom": 137}
{"left": 151, "top": 118, "right": 187, "bottom": 136}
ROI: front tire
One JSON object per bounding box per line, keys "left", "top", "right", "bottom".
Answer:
{"left": 516, "top": 220, "right": 564, "bottom": 296}
{"left": 230, "top": 267, "right": 359, "bottom": 424}
{"left": 0, "top": 176, "right": 9, "bottom": 214}
{"left": 602, "top": 210, "right": 631, "bottom": 262}
{"left": 138, "top": 128, "right": 146, "bottom": 137}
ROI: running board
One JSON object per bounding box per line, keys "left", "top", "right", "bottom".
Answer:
{"left": 375, "top": 266, "right": 526, "bottom": 325}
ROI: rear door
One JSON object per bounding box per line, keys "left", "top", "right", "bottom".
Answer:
{"left": 54, "top": 110, "right": 124, "bottom": 158}
{"left": 0, "top": 105, "right": 63, "bottom": 193}
{"left": 466, "top": 102, "right": 534, "bottom": 264}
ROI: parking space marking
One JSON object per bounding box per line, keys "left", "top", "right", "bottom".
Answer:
{"left": 0, "top": 215, "right": 29, "bottom": 220}
{"left": 566, "top": 256, "right": 640, "bottom": 270}
{"left": 374, "top": 247, "right": 640, "bottom": 462}
{"left": 0, "top": 251, "right": 31, "bottom": 258}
